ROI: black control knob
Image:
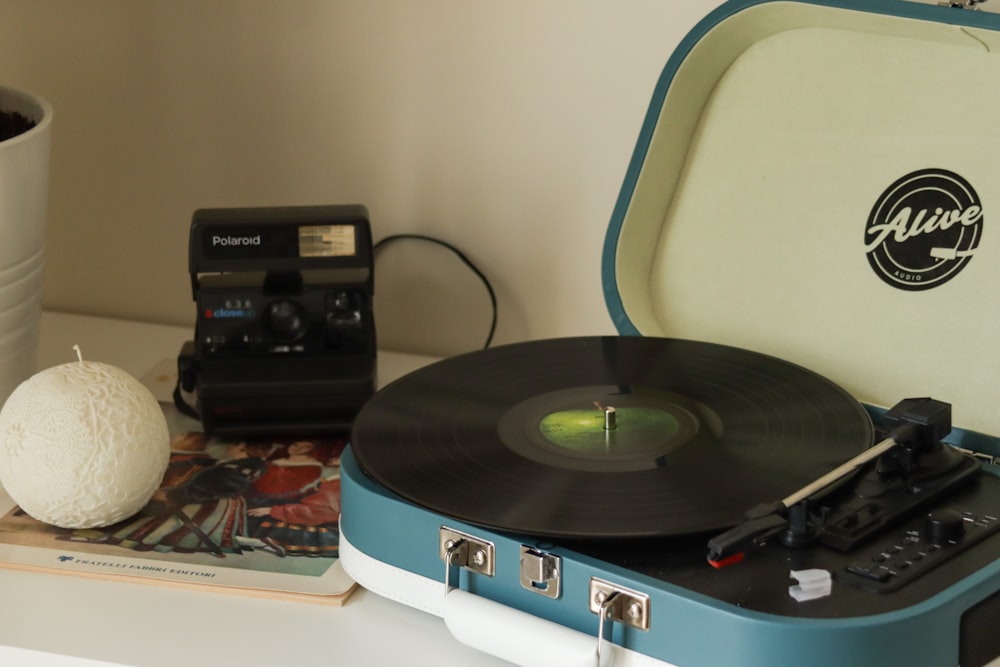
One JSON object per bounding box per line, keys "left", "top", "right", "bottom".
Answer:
{"left": 266, "top": 300, "right": 307, "bottom": 341}
{"left": 326, "top": 291, "right": 361, "bottom": 326}
{"left": 924, "top": 509, "right": 966, "bottom": 545}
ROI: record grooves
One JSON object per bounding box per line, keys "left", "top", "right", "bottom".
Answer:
{"left": 350, "top": 336, "right": 873, "bottom": 539}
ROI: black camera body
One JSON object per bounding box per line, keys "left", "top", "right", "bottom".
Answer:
{"left": 178, "top": 204, "right": 376, "bottom": 435}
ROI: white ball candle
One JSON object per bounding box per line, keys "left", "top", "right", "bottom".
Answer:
{"left": 0, "top": 348, "right": 170, "bottom": 529}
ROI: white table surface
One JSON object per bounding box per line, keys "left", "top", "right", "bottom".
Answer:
{"left": 5, "top": 313, "right": 1000, "bottom": 667}
{"left": 0, "top": 311, "right": 512, "bottom": 667}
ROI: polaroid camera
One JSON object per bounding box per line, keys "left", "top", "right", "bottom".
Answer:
{"left": 177, "top": 204, "right": 376, "bottom": 436}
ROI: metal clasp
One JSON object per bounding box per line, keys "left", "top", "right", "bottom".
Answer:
{"left": 519, "top": 546, "right": 561, "bottom": 599}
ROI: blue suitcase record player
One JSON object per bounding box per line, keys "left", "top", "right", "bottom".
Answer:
{"left": 341, "top": 1, "right": 1000, "bottom": 665}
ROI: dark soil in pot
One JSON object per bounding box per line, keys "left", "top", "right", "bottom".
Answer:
{"left": 0, "top": 110, "right": 36, "bottom": 141}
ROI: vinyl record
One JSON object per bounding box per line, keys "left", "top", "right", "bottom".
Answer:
{"left": 350, "top": 336, "right": 873, "bottom": 539}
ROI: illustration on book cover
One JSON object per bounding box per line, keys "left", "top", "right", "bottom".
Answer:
{"left": 0, "top": 400, "right": 353, "bottom": 596}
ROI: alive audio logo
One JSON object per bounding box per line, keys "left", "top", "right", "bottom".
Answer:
{"left": 864, "top": 169, "right": 983, "bottom": 291}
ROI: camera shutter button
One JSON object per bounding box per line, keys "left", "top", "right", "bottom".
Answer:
{"left": 266, "top": 300, "right": 307, "bottom": 340}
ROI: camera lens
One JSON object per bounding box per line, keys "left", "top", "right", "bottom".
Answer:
{"left": 266, "top": 300, "right": 307, "bottom": 340}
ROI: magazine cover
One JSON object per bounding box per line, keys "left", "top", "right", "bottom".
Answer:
{"left": 0, "top": 360, "right": 357, "bottom": 604}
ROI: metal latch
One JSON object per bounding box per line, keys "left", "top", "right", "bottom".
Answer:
{"left": 519, "top": 546, "right": 561, "bottom": 599}
{"left": 440, "top": 527, "right": 495, "bottom": 592}
{"left": 590, "top": 578, "right": 650, "bottom": 666}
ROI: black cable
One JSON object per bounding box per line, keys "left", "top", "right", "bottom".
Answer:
{"left": 373, "top": 233, "right": 497, "bottom": 349}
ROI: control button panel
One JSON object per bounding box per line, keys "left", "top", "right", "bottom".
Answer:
{"left": 839, "top": 510, "right": 999, "bottom": 593}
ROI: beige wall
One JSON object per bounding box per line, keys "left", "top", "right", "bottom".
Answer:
{"left": 0, "top": 0, "right": 719, "bottom": 356}
{"left": 0, "top": 0, "right": 967, "bottom": 356}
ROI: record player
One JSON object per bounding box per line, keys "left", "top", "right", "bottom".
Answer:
{"left": 340, "top": 1, "right": 1000, "bottom": 665}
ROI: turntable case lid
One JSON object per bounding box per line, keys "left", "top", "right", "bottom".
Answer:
{"left": 603, "top": 0, "right": 1000, "bottom": 436}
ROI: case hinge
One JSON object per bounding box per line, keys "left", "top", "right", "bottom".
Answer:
{"left": 590, "top": 578, "right": 650, "bottom": 631}
{"left": 938, "top": 0, "right": 989, "bottom": 9}
{"left": 590, "top": 578, "right": 650, "bottom": 667}
{"left": 440, "top": 526, "right": 495, "bottom": 592}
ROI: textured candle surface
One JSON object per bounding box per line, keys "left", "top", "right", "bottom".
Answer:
{"left": 0, "top": 360, "right": 170, "bottom": 528}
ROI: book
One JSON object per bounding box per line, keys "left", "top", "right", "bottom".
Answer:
{"left": 0, "top": 359, "right": 357, "bottom": 605}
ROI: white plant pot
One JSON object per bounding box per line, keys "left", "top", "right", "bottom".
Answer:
{"left": 0, "top": 86, "right": 52, "bottom": 406}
